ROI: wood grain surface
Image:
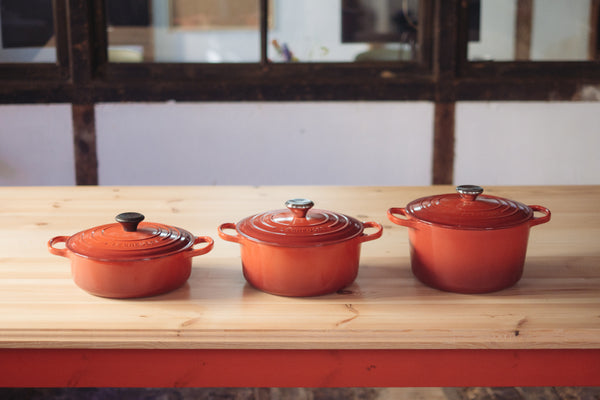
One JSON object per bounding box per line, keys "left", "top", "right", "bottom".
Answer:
{"left": 0, "top": 185, "right": 598, "bottom": 350}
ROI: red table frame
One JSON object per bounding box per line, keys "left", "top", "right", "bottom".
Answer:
{"left": 1, "top": 349, "right": 599, "bottom": 387}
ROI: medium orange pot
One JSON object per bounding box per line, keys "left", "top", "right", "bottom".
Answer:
{"left": 48, "top": 212, "right": 214, "bottom": 298}
{"left": 387, "top": 185, "right": 551, "bottom": 293}
{"left": 218, "top": 199, "right": 383, "bottom": 297}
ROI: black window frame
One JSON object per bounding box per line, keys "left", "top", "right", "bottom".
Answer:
{"left": 454, "top": 0, "right": 600, "bottom": 101}
{"left": 1, "top": 0, "right": 598, "bottom": 103}
{"left": 0, "top": 0, "right": 70, "bottom": 103}
{"left": 87, "top": 0, "right": 436, "bottom": 101}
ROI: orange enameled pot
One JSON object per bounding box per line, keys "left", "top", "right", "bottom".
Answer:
{"left": 48, "top": 212, "right": 214, "bottom": 298}
{"left": 218, "top": 199, "right": 383, "bottom": 297}
{"left": 387, "top": 185, "right": 551, "bottom": 293}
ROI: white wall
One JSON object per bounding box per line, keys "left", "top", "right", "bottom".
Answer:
{"left": 2, "top": 101, "right": 599, "bottom": 187}
{"left": 0, "top": 104, "right": 75, "bottom": 186}
{"left": 455, "top": 102, "right": 600, "bottom": 185}
{"left": 95, "top": 102, "right": 434, "bottom": 185}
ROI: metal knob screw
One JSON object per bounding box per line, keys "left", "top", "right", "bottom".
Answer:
{"left": 285, "top": 199, "right": 314, "bottom": 219}
{"left": 456, "top": 185, "right": 484, "bottom": 201}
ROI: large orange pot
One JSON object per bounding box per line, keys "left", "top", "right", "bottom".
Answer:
{"left": 387, "top": 185, "right": 551, "bottom": 293}
{"left": 48, "top": 212, "right": 214, "bottom": 298}
{"left": 218, "top": 199, "right": 383, "bottom": 297}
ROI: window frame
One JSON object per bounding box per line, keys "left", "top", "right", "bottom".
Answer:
{"left": 454, "top": 0, "right": 600, "bottom": 101}
{"left": 1, "top": 0, "right": 600, "bottom": 185}
{"left": 0, "top": 0, "right": 70, "bottom": 102}
{"left": 0, "top": 0, "right": 598, "bottom": 103}
{"left": 86, "top": 0, "right": 435, "bottom": 102}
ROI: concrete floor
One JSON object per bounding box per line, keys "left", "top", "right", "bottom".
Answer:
{"left": 0, "top": 387, "right": 599, "bottom": 400}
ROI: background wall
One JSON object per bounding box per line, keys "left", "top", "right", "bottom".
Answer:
{"left": 95, "top": 102, "right": 433, "bottom": 185}
{"left": 455, "top": 102, "right": 600, "bottom": 185}
{"left": 0, "top": 104, "right": 75, "bottom": 185}
{"left": 1, "top": 101, "right": 598, "bottom": 186}
{"left": 1, "top": 1, "right": 598, "bottom": 186}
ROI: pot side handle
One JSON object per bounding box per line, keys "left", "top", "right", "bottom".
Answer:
{"left": 387, "top": 207, "right": 417, "bottom": 228}
{"left": 47, "top": 236, "right": 69, "bottom": 258}
{"left": 528, "top": 205, "right": 551, "bottom": 227}
{"left": 188, "top": 236, "right": 215, "bottom": 257}
{"left": 218, "top": 223, "right": 242, "bottom": 243}
{"left": 359, "top": 221, "right": 383, "bottom": 243}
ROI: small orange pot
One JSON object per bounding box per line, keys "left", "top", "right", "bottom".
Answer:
{"left": 219, "top": 199, "right": 383, "bottom": 297}
{"left": 387, "top": 185, "right": 551, "bottom": 293}
{"left": 48, "top": 212, "right": 214, "bottom": 298}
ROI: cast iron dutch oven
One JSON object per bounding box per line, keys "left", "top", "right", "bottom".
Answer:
{"left": 48, "top": 212, "right": 214, "bottom": 298}
{"left": 218, "top": 199, "right": 383, "bottom": 297}
{"left": 387, "top": 185, "right": 551, "bottom": 293}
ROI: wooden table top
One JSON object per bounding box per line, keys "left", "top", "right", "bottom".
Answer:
{"left": 0, "top": 185, "right": 598, "bottom": 350}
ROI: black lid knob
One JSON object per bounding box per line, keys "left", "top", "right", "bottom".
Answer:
{"left": 115, "top": 212, "right": 145, "bottom": 232}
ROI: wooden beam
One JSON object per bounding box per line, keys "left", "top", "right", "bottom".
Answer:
{"left": 53, "top": 0, "right": 70, "bottom": 75}
{"left": 71, "top": 104, "right": 99, "bottom": 185}
{"left": 260, "top": 0, "right": 269, "bottom": 65}
{"left": 68, "top": 0, "right": 94, "bottom": 86}
{"left": 515, "top": 0, "right": 533, "bottom": 60}
{"left": 432, "top": 1, "right": 459, "bottom": 185}
{"left": 589, "top": 0, "right": 600, "bottom": 60}
{"left": 432, "top": 102, "right": 455, "bottom": 185}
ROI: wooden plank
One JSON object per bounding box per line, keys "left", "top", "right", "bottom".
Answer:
{"left": 0, "top": 186, "right": 598, "bottom": 351}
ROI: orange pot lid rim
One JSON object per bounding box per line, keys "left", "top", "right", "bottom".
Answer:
{"left": 405, "top": 185, "right": 534, "bottom": 230}
{"left": 65, "top": 212, "right": 195, "bottom": 261}
{"left": 236, "top": 199, "right": 364, "bottom": 247}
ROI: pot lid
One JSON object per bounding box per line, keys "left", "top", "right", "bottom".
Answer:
{"left": 65, "top": 212, "right": 195, "bottom": 261}
{"left": 405, "top": 185, "right": 534, "bottom": 229}
{"left": 236, "top": 199, "right": 364, "bottom": 246}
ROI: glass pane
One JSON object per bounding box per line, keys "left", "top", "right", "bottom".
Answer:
{"left": 0, "top": 0, "right": 56, "bottom": 63}
{"left": 106, "top": 0, "right": 260, "bottom": 63}
{"left": 268, "top": 0, "right": 420, "bottom": 63}
{"left": 468, "top": 0, "right": 598, "bottom": 61}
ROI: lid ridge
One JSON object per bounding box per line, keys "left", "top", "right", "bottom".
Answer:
{"left": 66, "top": 216, "right": 195, "bottom": 260}
{"left": 236, "top": 200, "right": 363, "bottom": 246}
{"left": 405, "top": 186, "right": 534, "bottom": 229}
